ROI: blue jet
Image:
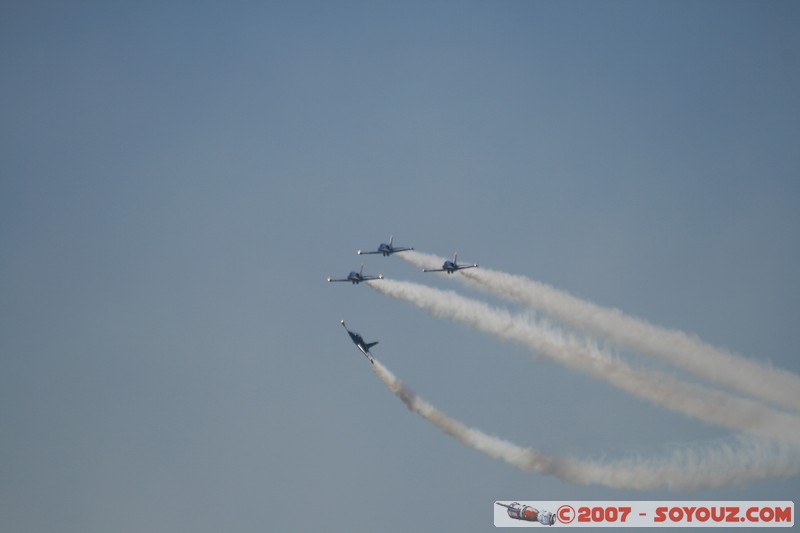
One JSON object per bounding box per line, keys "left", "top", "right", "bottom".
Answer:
{"left": 340, "top": 320, "right": 377, "bottom": 364}
{"left": 327, "top": 264, "right": 383, "bottom": 285}
{"left": 357, "top": 235, "right": 414, "bottom": 257}
{"left": 422, "top": 252, "right": 478, "bottom": 274}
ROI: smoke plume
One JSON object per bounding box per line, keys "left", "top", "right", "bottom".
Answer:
{"left": 400, "top": 251, "right": 800, "bottom": 411}
{"left": 368, "top": 279, "right": 800, "bottom": 443}
{"left": 373, "top": 360, "right": 800, "bottom": 490}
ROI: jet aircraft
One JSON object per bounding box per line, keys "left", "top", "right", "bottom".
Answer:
{"left": 327, "top": 264, "right": 383, "bottom": 285}
{"left": 357, "top": 235, "right": 414, "bottom": 257}
{"left": 340, "top": 320, "right": 377, "bottom": 364}
{"left": 422, "top": 252, "right": 478, "bottom": 274}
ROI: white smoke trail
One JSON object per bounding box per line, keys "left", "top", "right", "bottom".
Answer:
{"left": 400, "top": 251, "right": 800, "bottom": 411}
{"left": 373, "top": 360, "right": 800, "bottom": 490}
{"left": 368, "top": 279, "right": 800, "bottom": 444}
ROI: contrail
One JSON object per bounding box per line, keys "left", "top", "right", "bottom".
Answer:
{"left": 373, "top": 360, "right": 800, "bottom": 490}
{"left": 401, "top": 251, "right": 800, "bottom": 411}
{"left": 368, "top": 279, "right": 800, "bottom": 444}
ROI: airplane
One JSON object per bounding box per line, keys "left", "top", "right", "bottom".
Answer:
{"left": 327, "top": 264, "right": 384, "bottom": 285}
{"left": 340, "top": 320, "right": 377, "bottom": 364}
{"left": 357, "top": 235, "right": 414, "bottom": 257}
{"left": 495, "top": 502, "right": 555, "bottom": 526}
{"left": 422, "top": 252, "right": 478, "bottom": 274}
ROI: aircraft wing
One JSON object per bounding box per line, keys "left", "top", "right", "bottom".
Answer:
{"left": 392, "top": 246, "right": 413, "bottom": 253}
{"left": 361, "top": 274, "right": 384, "bottom": 281}
{"left": 357, "top": 345, "right": 375, "bottom": 364}
{"left": 422, "top": 268, "right": 446, "bottom": 272}
{"left": 327, "top": 277, "right": 350, "bottom": 282}
{"left": 457, "top": 264, "right": 478, "bottom": 270}
{"left": 356, "top": 250, "right": 381, "bottom": 255}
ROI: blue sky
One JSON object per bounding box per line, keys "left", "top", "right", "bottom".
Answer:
{"left": 2, "top": 1, "right": 799, "bottom": 531}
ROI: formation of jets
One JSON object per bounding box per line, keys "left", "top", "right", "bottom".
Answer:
{"left": 330, "top": 234, "right": 479, "bottom": 363}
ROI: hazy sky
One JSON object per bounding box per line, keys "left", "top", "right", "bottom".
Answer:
{"left": 2, "top": 1, "right": 799, "bottom": 531}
